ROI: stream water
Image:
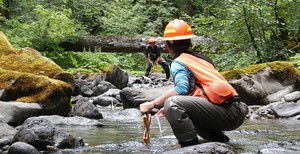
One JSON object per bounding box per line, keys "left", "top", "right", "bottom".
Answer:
{"left": 59, "top": 106, "right": 300, "bottom": 154}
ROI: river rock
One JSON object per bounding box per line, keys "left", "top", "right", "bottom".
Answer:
{"left": 258, "top": 141, "right": 300, "bottom": 154}
{"left": 72, "top": 98, "right": 103, "bottom": 119}
{"left": 76, "top": 74, "right": 114, "bottom": 97}
{"left": 38, "top": 115, "right": 104, "bottom": 127}
{"left": 54, "top": 72, "right": 81, "bottom": 96}
{"left": 105, "top": 65, "right": 129, "bottom": 89}
{"left": 0, "top": 69, "right": 73, "bottom": 116}
{"left": 227, "top": 61, "right": 300, "bottom": 105}
{"left": 266, "top": 85, "right": 295, "bottom": 103}
{"left": 94, "top": 81, "right": 116, "bottom": 96}
{"left": 0, "top": 115, "right": 16, "bottom": 149}
{"left": 247, "top": 104, "right": 276, "bottom": 119}
{"left": 119, "top": 108, "right": 142, "bottom": 120}
{"left": 12, "top": 117, "right": 81, "bottom": 150}
{"left": 92, "top": 96, "right": 120, "bottom": 106}
{"left": 99, "top": 88, "right": 121, "bottom": 97}
{"left": 272, "top": 101, "right": 300, "bottom": 118}
{"left": 8, "top": 142, "right": 40, "bottom": 154}
{"left": 0, "top": 101, "right": 42, "bottom": 125}
{"left": 283, "top": 91, "right": 300, "bottom": 102}
{"left": 259, "top": 148, "right": 297, "bottom": 154}
{"left": 292, "top": 114, "right": 300, "bottom": 120}
{"left": 120, "top": 85, "right": 173, "bottom": 109}
{"left": 164, "top": 142, "right": 236, "bottom": 154}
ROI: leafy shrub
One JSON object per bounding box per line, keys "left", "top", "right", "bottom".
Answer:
{"left": 290, "top": 53, "right": 300, "bottom": 70}
{"left": 2, "top": 3, "right": 86, "bottom": 51}
{"left": 258, "top": 40, "right": 294, "bottom": 63}
{"left": 42, "top": 51, "right": 155, "bottom": 75}
{"left": 42, "top": 51, "right": 118, "bottom": 74}
{"left": 207, "top": 48, "right": 257, "bottom": 71}
{"left": 116, "top": 53, "right": 146, "bottom": 75}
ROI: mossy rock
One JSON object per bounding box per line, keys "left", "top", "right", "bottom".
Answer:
{"left": 0, "top": 68, "right": 73, "bottom": 115}
{"left": 0, "top": 47, "right": 64, "bottom": 78}
{"left": 0, "top": 33, "right": 63, "bottom": 78}
{"left": 0, "top": 32, "right": 16, "bottom": 55}
{"left": 221, "top": 61, "right": 300, "bottom": 80}
{"left": 54, "top": 72, "right": 81, "bottom": 96}
{"left": 53, "top": 72, "right": 75, "bottom": 83}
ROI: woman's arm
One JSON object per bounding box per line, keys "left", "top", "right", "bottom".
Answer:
{"left": 139, "top": 88, "right": 179, "bottom": 113}
{"left": 140, "top": 61, "right": 192, "bottom": 113}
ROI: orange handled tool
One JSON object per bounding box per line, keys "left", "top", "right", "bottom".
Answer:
{"left": 153, "top": 64, "right": 158, "bottom": 73}
{"left": 142, "top": 113, "right": 151, "bottom": 144}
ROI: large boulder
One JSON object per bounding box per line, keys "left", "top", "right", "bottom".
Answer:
{"left": 0, "top": 32, "right": 64, "bottom": 78}
{"left": 0, "top": 69, "right": 73, "bottom": 116}
{"left": 105, "top": 65, "right": 129, "bottom": 89}
{"left": 222, "top": 61, "right": 300, "bottom": 105}
{"left": 0, "top": 47, "right": 64, "bottom": 78}
{"left": 12, "top": 117, "right": 82, "bottom": 150}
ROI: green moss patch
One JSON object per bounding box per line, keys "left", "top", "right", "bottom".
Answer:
{"left": 0, "top": 47, "right": 64, "bottom": 78}
{"left": 53, "top": 72, "right": 75, "bottom": 83}
{"left": 0, "top": 32, "right": 16, "bottom": 55}
{"left": 0, "top": 68, "right": 72, "bottom": 106}
{"left": 0, "top": 33, "right": 63, "bottom": 78}
{"left": 221, "top": 61, "right": 300, "bottom": 80}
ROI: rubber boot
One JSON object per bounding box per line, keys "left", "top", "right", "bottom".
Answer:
{"left": 179, "top": 138, "right": 199, "bottom": 147}
{"left": 208, "top": 131, "right": 229, "bottom": 142}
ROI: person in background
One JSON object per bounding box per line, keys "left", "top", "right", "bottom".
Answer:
{"left": 140, "top": 19, "right": 248, "bottom": 147}
{"left": 145, "top": 37, "right": 170, "bottom": 79}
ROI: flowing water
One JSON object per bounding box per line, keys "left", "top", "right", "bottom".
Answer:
{"left": 59, "top": 106, "right": 300, "bottom": 154}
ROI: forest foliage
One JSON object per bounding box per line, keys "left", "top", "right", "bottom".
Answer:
{"left": 0, "top": 0, "right": 299, "bottom": 74}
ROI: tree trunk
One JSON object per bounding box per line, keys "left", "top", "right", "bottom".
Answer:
{"left": 242, "top": 6, "right": 258, "bottom": 51}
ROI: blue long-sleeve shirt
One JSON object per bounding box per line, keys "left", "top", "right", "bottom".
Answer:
{"left": 171, "top": 61, "right": 196, "bottom": 95}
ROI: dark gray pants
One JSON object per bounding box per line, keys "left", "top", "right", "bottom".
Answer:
{"left": 145, "top": 58, "right": 170, "bottom": 79}
{"left": 164, "top": 96, "right": 248, "bottom": 142}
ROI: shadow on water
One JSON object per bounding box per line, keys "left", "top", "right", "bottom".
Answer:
{"left": 58, "top": 107, "right": 300, "bottom": 154}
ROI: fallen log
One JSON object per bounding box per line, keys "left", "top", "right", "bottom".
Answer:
{"left": 60, "top": 36, "right": 209, "bottom": 53}
{"left": 60, "top": 36, "right": 158, "bottom": 53}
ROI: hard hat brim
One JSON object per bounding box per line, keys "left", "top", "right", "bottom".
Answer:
{"left": 162, "top": 35, "right": 197, "bottom": 41}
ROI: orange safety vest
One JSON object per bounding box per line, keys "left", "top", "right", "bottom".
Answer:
{"left": 175, "top": 53, "right": 239, "bottom": 105}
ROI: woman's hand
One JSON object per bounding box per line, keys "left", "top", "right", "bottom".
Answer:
{"left": 155, "top": 107, "right": 165, "bottom": 117}
{"left": 139, "top": 101, "right": 154, "bottom": 113}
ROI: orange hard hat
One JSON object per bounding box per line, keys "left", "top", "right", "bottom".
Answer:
{"left": 148, "top": 37, "right": 156, "bottom": 43}
{"left": 163, "top": 19, "right": 196, "bottom": 41}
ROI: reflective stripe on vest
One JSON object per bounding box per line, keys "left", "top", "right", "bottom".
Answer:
{"left": 175, "top": 53, "right": 239, "bottom": 104}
